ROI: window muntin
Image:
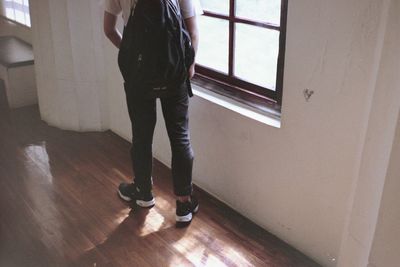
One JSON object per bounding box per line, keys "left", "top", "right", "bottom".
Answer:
{"left": 4, "top": 0, "right": 31, "bottom": 27}
{"left": 197, "top": 0, "right": 287, "bottom": 105}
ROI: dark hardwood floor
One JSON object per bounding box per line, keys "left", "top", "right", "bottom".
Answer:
{"left": 0, "top": 84, "right": 320, "bottom": 267}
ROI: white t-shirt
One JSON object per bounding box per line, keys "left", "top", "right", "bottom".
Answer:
{"left": 102, "top": 0, "right": 203, "bottom": 25}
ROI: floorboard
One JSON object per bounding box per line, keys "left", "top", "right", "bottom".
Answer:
{"left": 0, "top": 84, "right": 320, "bottom": 267}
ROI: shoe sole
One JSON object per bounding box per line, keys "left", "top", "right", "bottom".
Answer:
{"left": 118, "top": 190, "right": 132, "bottom": 202}
{"left": 176, "top": 203, "right": 199, "bottom": 223}
{"left": 136, "top": 198, "right": 156, "bottom": 208}
{"left": 118, "top": 190, "right": 155, "bottom": 208}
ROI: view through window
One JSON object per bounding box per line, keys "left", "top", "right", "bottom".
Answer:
{"left": 196, "top": 0, "right": 287, "bottom": 106}
{"left": 3, "top": 0, "right": 30, "bottom": 27}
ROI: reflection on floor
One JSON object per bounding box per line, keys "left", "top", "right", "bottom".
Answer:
{"left": 0, "top": 85, "right": 320, "bottom": 267}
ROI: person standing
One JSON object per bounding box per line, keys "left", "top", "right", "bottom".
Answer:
{"left": 103, "top": 0, "right": 201, "bottom": 224}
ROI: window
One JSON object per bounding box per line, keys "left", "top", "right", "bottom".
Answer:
{"left": 196, "top": 0, "right": 288, "bottom": 107}
{"left": 3, "top": 0, "right": 31, "bottom": 27}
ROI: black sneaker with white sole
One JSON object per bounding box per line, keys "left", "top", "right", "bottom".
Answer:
{"left": 176, "top": 196, "right": 199, "bottom": 224}
{"left": 118, "top": 183, "right": 155, "bottom": 208}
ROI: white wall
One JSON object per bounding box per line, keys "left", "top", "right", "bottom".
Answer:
{"left": 30, "top": 0, "right": 400, "bottom": 266}
{"left": 337, "top": 0, "right": 400, "bottom": 265}
{"left": 367, "top": 2, "right": 400, "bottom": 266}
{"left": 368, "top": 115, "right": 400, "bottom": 267}
{"left": 30, "top": 0, "right": 109, "bottom": 131}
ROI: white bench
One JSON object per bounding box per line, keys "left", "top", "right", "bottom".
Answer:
{"left": 0, "top": 36, "right": 37, "bottom": 108}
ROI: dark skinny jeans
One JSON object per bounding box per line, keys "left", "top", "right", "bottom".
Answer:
{"left": 124, "top": 84, "right": 194, "bottom": 196}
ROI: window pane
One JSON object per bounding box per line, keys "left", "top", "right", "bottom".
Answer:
{"left": 5, "top": 0, "right": 15, "bottom": 20}
{"left": 5, "top": 8, "right": 15, "bottom": 20}
{"left": 197, "top": 16, "right": 229, "bottom": 74}
{"left": 25, "top": 13, "right": 31, "bottom": 27}
{"left": 200, "top": 0, "right": 229, "bottom": 15}
{"left": 234, "top": 24, "right": 279, "bottom": 90}
{"left": 15, "top": 10, "right": 25, "bottom": 24}
{"left": 22, "top": 0, "right": 29, "bottom": 12}
{"left": 236, "top": 0, "right": 281, "bottom": 25}
{"left": 12, "top": 0, "right": 24, "bottom": 24}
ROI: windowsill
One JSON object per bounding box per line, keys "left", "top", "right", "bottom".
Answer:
{"left": 191, "top": 81, "right": 281, "bottom": 129}
{"left": 0, "top": 15, "right": 31, "bottom": 29}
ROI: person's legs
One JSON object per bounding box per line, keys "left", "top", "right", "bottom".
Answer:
{"left": 129, "top": 97, "right": 157, "bottom": 192}
{"left": 118, "top": 86, "right": 157, "bottom": 207}
{"left": 161, "top": 90, "right": 198, "bottom": 223}
{"left": 161, "top": 91, "right": 194, "bottom": 197}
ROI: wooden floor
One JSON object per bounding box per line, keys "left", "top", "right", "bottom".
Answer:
{"left": 0, "top": 85, "right": 320, "bottom": 267}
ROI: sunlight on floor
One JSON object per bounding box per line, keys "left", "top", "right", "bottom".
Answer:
{"left": 172, "top": 229, "right": 253, "bottom": 267}
{"left": 137, "top": 193, "right": 180, "bottom": 235}
{"left": 24, "top": 142, "right": 52, "bottom": 183}
{"left": 139, "top": 208, "right": 166, "bottom": 237}
{"left": 113, "top": 207, "right": 131, "bottom": 224}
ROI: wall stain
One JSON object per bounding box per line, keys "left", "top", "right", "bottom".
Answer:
{"left": 303, "top": 89, "right": 314, "bottom": 102}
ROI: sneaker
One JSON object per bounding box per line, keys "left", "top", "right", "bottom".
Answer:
{"left": 176, "top": 196, "right": 199, "bottom": 223}
{"left": 118, "top": 183, "right": 155, "bottom": 208}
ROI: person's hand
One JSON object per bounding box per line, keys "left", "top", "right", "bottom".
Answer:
{"left": 188, "top": 63, "right": 195, "bottom": 79}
